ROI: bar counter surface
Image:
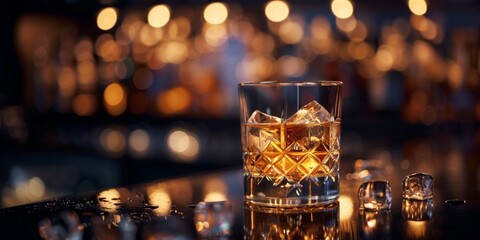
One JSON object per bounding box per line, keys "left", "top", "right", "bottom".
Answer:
{"left": 1, "top": 128, "right": 480, "bottom": 239}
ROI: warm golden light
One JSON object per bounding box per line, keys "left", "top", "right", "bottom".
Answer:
{"left": 374, "top": 46, "right": 395, "bottom": 71}
{"left": 104, "top": 83, "right": 127, "bottom": 116}
{"left": 97, "top": 188, "right": 121, "bottom": 213}
{"left": 122, "top": 14, "right": 143, "bottom": 41}
{"left": 447, "top": 61, "right": 463, "bottom": 90}
{"left": 159, "top": 41, "right": 189, "bottom": 64}
{"left": 278, "top": 18, "right": 304, "bottom": 44}
{"left": 339, "top": 195, "right": 354, "bottom": 221}
{"left": 265, "top": 0, "right": 290, "bottom": 22}
{"left": 57, "top": 67, "right": 76, "bottom": 98}
{"left": 407, "top": 220, "right": 427, "bottom": 239}
{"left": 147, "top": 184, "right": 172, "bottom": 216}
{"left": 331, "top": 0, "right": 354, "bottom": 19}
{"left": 203, "top": 178, "right": 228, "bottom": 202}
{"left": 73, "top": 94, "right": 97, "bottom": 116}
{"left": 74, "top": 39, "right": 94, "bottom": 62}
{"left": 348, "top": 41, "right": 373, "bottom": 60}
{"left": 336, "top": 16, "right": 357, "bottom": 32}
{"left": 148, "top": 4, "right": 171, "bottom": 28}
{"left": 251, "top": 32, "right": 275, "bottom": 54}
{"left": 28, "top": 177, "right": 45, "bottom": 198}
{"left": 157, "top": 87, "right": 192, "bottom": 114}
{"left": 408, "top": 0, "right": 428, "bottom": 16}
{"left": 101, "top": 128, "right": 126, "bottom": 155}
{"left": 97, "top": 7, "right": 118, "bottom": 31}
{"left": 77, "top": 61, "right": 97, "bottom": 90}
{"left": 347, "top": 20, "right": 368, "bottom": 42}
{"left": 204, "top": 2, "right": 228, "bottom": 25}
{"left": 236, "top": 54, "right": 275, "bottom": 82}
{"left": 95, "top": 34, "right": 121, "bottom": 62}
{"left": 412, "top": 40, "right": 434, "bottom": 65}
{"left": 311, "top": 16, "right": 334, "bottom": 55}
{"left": 129, "top": 129, "right": 150, "bottom": 157}
{"left": 172, "top": 17, "right": 191, "bottom": 39}
{"left": 204, "top": 24, "right": 228, "bottom": 47}
{"left": 277, "top": 55, "right": 307, "bottom": 77}
{"left": 139, "top": 24, "right": 163, "bottom": 46}
{"left": 104, "top": 83, "right": 124, "bottom": 106}
{"left": 167, "top": 129, "right": 200, "bottom": 162}
{"left": 204, "top": 192, "right": 227, "bottom": 202}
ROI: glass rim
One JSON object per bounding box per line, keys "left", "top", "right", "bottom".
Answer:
{"left": 238, "top": 80, "right": 343, "bottom": 87}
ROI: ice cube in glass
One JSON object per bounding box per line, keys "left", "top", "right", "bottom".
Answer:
{"left": 247, "top": 110, "right": 282, "bottom": 124}
{"left": 246, "top": 110, "right": 282, "bottom": 152}
{"left": 358, "top": 180, "right": 392, "bottom": 211}
{"left": 402, "top": 173, "right": 433, "bottom": 200}
{"left": 286, "top": 100, "right": 331, "bottom": 124}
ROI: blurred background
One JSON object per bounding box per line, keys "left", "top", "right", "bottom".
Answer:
{"left": 0, "top": 0, "right": 479, "bottom": 208}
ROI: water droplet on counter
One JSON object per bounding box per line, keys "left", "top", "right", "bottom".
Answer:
{"left": 139, "top": 205, "right": 159, "bottom": 210}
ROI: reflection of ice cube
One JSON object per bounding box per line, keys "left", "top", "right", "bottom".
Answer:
{"left": 402, "top": 199, "right": 434, "bottom": 221}
{"left": 359, "top": 209, "right": 391, "bottom": 237}
{"left": 248, "top": 110, "right": 281, "bottom": 123}
{"left": 358, "top": 180, "right": 392, "bottom": 211}
{"left": 286, "top": 101, "right": 331, "bottom": 123}
{"left": 402, "top": 173, "right": 433, "bottom": 200}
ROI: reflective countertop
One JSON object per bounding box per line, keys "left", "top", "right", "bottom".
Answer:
{"left": 1, "top": 132, "right": 480, "bottom": 239}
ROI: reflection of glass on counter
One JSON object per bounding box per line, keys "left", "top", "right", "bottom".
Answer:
{"left": 194, "top": 201, "right": 234, "bottom": 239}
{"left": 244, "top": 201, "right": 339, "bottom": 239}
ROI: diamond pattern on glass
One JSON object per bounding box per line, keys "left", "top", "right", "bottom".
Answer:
{"left": 244, "top": 100, "right": 340, "bottom": 186}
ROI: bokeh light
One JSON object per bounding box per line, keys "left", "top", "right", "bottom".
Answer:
{"left": 128, "top": 129, "right": 150, "bottom": 158}
{"left": 148, "top": 4, "right": 171, "bottom": 28}
{"left": 331, "top": 0, "right": 354, "bottom": 19}
{"left": 73, "top": 94, "right": 97, "bottom": 116}
{"left": 265, "top": 0, "right": 290, "bottom": 22}
{"left": 204, "top": 24, "right": 228, "bottom": 47}
{"left": 156, "top": 87, "right": 192, "bottom": 114}
{"left": 104, "top": 83, "right": 124, "bottom": 105}
{"left": 57, "top": 66, "right": 76, "bottom": 98}
{"left": 157, "top": 41, "right": 189, "bottom": 64}
{"left": 277, "top": 55, "right": 307, "bottom": 77}
{"left": 97, "top": 7, "right": 118, "bottom": 31}
{"left": 95, "top": 34, "right": 121, "bottom": 62}
{"left": 336, "top": 16, "right": 357, "bottom": 33}
{"left": 408, "top": 0, "right": 428, "bottom": 16}
{"left": 204, "top": 2, "right": 228, "bottom": 25}
{"left": 139, "top": 24, "right": 163, "bottom": 46}
{"left": 104, "top": 83, "right": 127, "bottom": 116}
{"left": 27, "top": 177, "right": 45, "bottom": 198}
{"left": 167, "top": 128, "right": 200, "bottom": 162}
{"left": 278, "top": 17, "right": 304, "bottom": 44}
{"left": 100, "top": 127, "right": 126, "bottom": 157}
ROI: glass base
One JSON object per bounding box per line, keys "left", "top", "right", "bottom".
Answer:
{"left": 244, "top": 173, "right": 339, "bottom": 207}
